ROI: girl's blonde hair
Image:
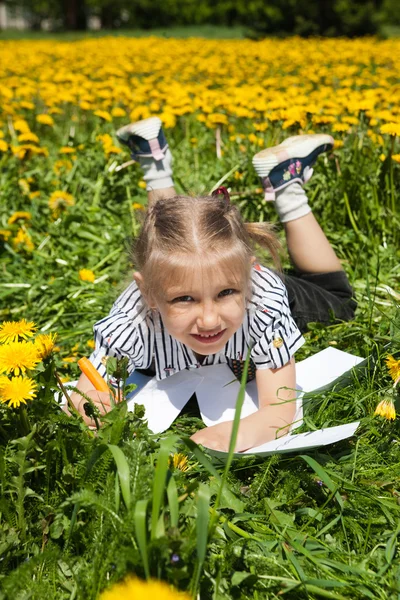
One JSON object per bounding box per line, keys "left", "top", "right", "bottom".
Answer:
{"left": 131, "top": 194, "right": 281, "bottom": 304}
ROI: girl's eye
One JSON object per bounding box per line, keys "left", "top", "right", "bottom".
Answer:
{"left": 219, "top": 288, "right": 236, "bottom": 297}
{"left": 171, "top": 296, "right": 193, "bottom": 303}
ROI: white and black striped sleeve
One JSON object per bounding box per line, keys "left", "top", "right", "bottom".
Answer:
{"left": 88, "top": 281, "right": 147, "bottom": 378}
{"left": 250, "top": 277, "right": 304, "bottom": 370}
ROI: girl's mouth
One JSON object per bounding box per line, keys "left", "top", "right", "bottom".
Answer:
{"left": 190, "top": 329, "right": 226, "bottom": 344}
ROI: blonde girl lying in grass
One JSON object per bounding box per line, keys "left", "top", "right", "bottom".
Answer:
{"left": 69, "top": 117, "right": 356, "bottom": 452}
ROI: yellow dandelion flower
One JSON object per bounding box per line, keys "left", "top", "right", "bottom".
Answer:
{"left": 59, "top": 146, "right": 76, "bottom": 155}
{"left": 62, "top": 356, "right": 77, "bottom": 363}
{"left": 380, "top": 123, "right": 400, "bottom": 137}
{"left": 53, "top": 159, "right": 73, "bottom": 175}
{"left": 0, "top": 229, "right": 12, "bottom": 241}
{"left": 29, "top": 191, "right": 40, "bottom": 200}
{"left": 0, "top": 140, "right": 8, "bottom": 152}
{"left": 49, "top": 190, "right": 75, "bottom": 217}
{"left": 100, "top": 577, "right": 190, "bottom": 600}
{"left": 8, "top": 211, "right": 32, "bottom": 225}
{"left": 79, "top": 268, "right": 96, "bottom": 283}
{"left": 0, "top": 340, "right": 40, "bottom": 376}
{"left": 386, "top": 355, "right": 400, "bottom": 384}
{"left": 94, "top": 110, "right": 112, "bottom": 122}
{"left": 374, "top": 397, "right": 396, "bottom": 421}
{"left": 0, "top": 375, "right": 37, "bottom": 408}
{"left": 87, "top": 339, "right": 96, "bottom": 349}
{"left": 13, "top": 119, "right": 30, "bottom": 134}
{"left": 111, "top": 107, "right": 126, "bottom": 118}
{"left": 332, "top": 123, "right": 349, "bottom": 133}
{"left": 12, "top": 228, "right": 34, "bottom": 252}
{"left": 35, "top": 333, "right": 57, "bottom": 359}
{"left": 18, "top": 178, "right": 31, "bottom": 195}
{"left": 132, "top": 202, "right": 145, "bottom": 210}
{"left": 392, "top": 154, "right": 400, "bottom": 164}
{"left": 170, "top": 452, "right": 189, "bottom": 472}
{"left": 0, "top": 319, "right": 37, "bottom": 343}
{"left": 380, "top": 153, "right": 386, "bottom": 162}
{"left": 138, "top": 180, "right": 147, "bottom": 189}
{"left": 20, "top": 101, "right": 35, "bottom": 110}
{"left": 36, "top": 114, "right": 54, "bottom": 126}
{"left": 18, "top": 132, "right": 39, "bottom": 144}
{"left": 334, "top": 140, "right": 344, "bottom": 149}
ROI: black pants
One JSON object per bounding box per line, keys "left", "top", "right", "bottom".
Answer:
{"left": 284, "top": 270, "right": 357, "bottom": 333}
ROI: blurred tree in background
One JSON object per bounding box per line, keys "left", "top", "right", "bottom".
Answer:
{"left": 2, "top": 0, "right": 399, "bottom": 35}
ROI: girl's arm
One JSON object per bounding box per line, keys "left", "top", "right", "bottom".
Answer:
{"left": 190, "top": 359, "right": 297, "bottom": 452}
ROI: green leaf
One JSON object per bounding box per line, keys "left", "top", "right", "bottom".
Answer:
{"left": 134, "top": 499, "right": 150, "bottom": 579}
{"left": 299, "top": 455, "right": 344, "bottom": 510}
{"left": 107, "top": 444, "right": 131, "bottom": 510}
{"left": 151, "top": 435, "right": 179, "bottom": 540}
{"left": 167, "top": 475, "right": 179, "bottom": 529}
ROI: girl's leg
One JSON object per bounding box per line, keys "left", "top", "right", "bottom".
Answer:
{"left": 252, "top": 135, "right": 356, "bottom": 330}
{"left": 253, "top": 134, "right": 341, "bottom": 274}
{"left": 116, "top": 117, "right": 177, "bottom": 206}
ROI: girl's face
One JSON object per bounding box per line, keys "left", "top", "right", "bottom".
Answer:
{"left": 154, "top": 262, "right": 248, "bottom": 357}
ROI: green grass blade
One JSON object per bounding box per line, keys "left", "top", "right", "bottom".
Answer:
{"left": 167, "top": 475, "right": 179, "bottom": 529}
{"left": 214, "top": 348, "right": 251, "bottom": 514}
{"left": 191, "top": 483, "right": 211, "bottom": 597}
{"left": 134, "top": 498, "right": 150, "bottom": 579}
{"left": 299, "top": 455, "right": 344, "bottom": 510}
{"left": 151, "top": 435, "right": 179, "bottom": 540}
{"left": 107, "top": 444, "right": 131, "bottom": 510}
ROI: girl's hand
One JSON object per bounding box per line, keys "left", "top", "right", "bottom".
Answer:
{"left": 190, "top": 421, "right": 246, "bottom": 453}
{"left": 65, "top": 389, "right": 114, "bottom": 426}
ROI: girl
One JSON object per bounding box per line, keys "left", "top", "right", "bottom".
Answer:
{"left": 70, "top": 117, "right": 356, "bottom": 452}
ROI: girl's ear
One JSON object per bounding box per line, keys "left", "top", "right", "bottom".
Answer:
{"left": 250, "top": 256, "right": 257, "bottom": 265}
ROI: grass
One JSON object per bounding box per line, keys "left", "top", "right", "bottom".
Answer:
{"left": 0, "top": 24, "right": 247, "bottom": 41}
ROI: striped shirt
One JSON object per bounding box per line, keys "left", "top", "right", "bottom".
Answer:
{"left": 89, "top": 264, "right": 305, "bottom": 381}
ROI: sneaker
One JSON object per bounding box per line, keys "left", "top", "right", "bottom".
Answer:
{"left": 116, "top": 116, "right": 168, "bottom": 161}
{"left": 252, "top": 134, "right": 334, "bottom": 201}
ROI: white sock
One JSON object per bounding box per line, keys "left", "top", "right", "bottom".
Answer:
{"left": 138, "top": 148, "right": 174, "bottom": 191}
{"left": 274, "top": 182, "right": 311, "bottom": 223}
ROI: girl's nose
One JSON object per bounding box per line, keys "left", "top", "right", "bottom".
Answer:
{"left": 197, "top": 301, "right": 221, "bottom": 330}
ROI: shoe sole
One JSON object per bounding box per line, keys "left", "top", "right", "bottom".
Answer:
{"left": 253, "top": 134, "right": 334, "bottom": 176}
{"left": 116, "top": 116, "right": 162, "bottom": 143}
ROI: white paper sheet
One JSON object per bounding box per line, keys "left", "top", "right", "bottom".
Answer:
{"left": 61, "top": 347, "right": 365, "bottom": 455}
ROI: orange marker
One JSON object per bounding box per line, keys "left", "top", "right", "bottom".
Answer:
{"left": 78, "top": 357, "right": 109, "bottom": 392}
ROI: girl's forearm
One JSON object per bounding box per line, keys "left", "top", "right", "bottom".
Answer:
{"left": 237, "top": 400, "right": 296, "bottom": 450}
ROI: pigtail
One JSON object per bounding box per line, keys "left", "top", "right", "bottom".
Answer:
{"left": 244, "top": 221, "right": 282, "bottom": 271}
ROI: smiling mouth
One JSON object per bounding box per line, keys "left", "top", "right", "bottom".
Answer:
{"left": 190, "top": 330, "right": 226, "bottom": 344}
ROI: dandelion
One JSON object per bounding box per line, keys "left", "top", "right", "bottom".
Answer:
{"left": 0, "top": 340, "right": 40, "bottom": 375}
{"left": 18, "top": 132, "right": 39, "bottom": 144}
{"left": 138, "top": 181, "right": 147, "bottom": 190}
{"left": 8, "top": 211, "right": 32, "bottom": 225}
{"left": 13, "top": 119, "right": 30, "bottom": 133}
{"left": 0, "top": 229, "right": 11, "bottom": 241}
{"left": 392, "top": 154, "right": 400, "bottom": 164}
{"left": 59, "top": 146, "right": 76, "bottom": 155}
{"left": 94, "top": 110, "right": 112, "bottom": 122}
{"left": 132, "top": 202, "right": 145, "bottom": 210}
{"left": 374, "top": 397, "right": 396, "bottom": 421}
{"left": 380, "top": 123, "right": 400, "bottom": 137}
{"left": 35, "top": 333, "right": 57, "bottom": 359}
{"left": 0, "top": 319, "right": 37, "bottom": 343}
{"left": 386, "top": 355, "right": 400, "bottom": 385}
{"left": 36, "top": 114, "right": 54, "bottom": 126}
{"left": 0, "top": 140, "right": 8, "bottom": 152}
{"left": 170, "top": 452, "right": 189, "bottom": 472}
{"left": 49, "top": 190, "right": 75, "bottom": 217}
{"left": 111, "top": 107, "right": 126, "bottom": 118}
{"left": 87, "top": 339, "right": 96, "bottom": 349}
{"left": 79, "top": 269, "right": 96, "bottom": 283}
{"left": 100, "top": 577, "right": 190, "bottom": 600}
{"left": 12, "top": 228, "right": 34, "bottom": 252}
{"left": 0, "top": 375, "right": 37, "bottom": 408}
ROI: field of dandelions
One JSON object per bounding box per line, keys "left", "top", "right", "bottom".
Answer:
{"left": 0, "top": 36, "right": 400, "bottom": 599}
